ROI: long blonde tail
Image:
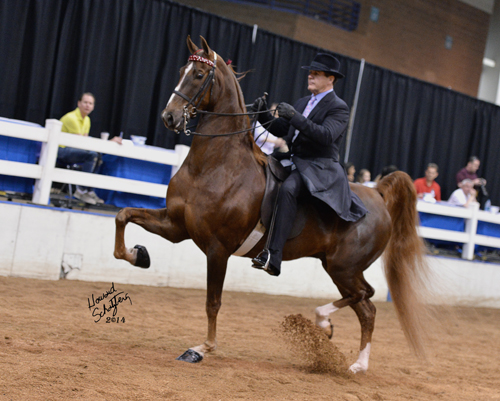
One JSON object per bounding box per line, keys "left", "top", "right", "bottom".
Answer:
{"left": 377, "top": 171, "right": 431, "bottom": 358}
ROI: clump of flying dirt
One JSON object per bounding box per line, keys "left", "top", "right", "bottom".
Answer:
{"left": 278, "top": 314, "right": 350, "bottom": 376}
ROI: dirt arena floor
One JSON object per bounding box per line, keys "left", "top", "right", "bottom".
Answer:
{"left": 1, "top": 276, "right": 499, "bottom": 401}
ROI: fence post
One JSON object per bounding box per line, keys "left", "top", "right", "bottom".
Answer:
{"left": 32, "top": 119, "right": 62, "bottom": 205}
{"left": 171, "top": 144, "right": 190, "bottom": 178}
{"left": 462, "top": 202, "right": 480, "bottom": 260}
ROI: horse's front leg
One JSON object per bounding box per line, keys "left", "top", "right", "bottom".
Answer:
{"left": 114, "top": 207, "right": 188, "bottom": 267}
{"left": 176, "top": 246, "right": 229, "bottom": 363}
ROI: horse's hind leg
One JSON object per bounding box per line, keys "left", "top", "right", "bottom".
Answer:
{"left": 114, "top": 207, "right": 188, "bottom": 267}
{"left": 315, "top": 257, "right": 376, "bottom": 373}
{"left": 315, "top": 286, "right": 376, "bottom": 374}
{"left": 347, "top": 298, "right": 376, "bottom": 373}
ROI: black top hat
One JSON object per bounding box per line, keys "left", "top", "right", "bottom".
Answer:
{"left": 301, "top": 53, "right": 345, "bottom": 79}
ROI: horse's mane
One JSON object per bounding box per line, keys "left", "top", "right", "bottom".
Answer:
{"left": 223, "top": 61, "right": 267, "bottom": 167}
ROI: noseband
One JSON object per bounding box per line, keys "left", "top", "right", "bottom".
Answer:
{"left": 173, "top": 51, "right": 218, "bottom": 133}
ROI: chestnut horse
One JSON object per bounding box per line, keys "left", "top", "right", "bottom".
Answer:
{"left": 114, "top": 36, "right": 431, "bottom": 373}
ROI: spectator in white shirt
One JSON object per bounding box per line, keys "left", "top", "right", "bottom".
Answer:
{"left": 253, "top": 122, "right": 287, "bottom": 155}
{"left": 448, "top": 179, "right": 477, "bottom": 207}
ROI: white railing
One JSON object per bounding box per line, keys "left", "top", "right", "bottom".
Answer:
{"left": 0, "top": 118, "right": 190, "bottom": 205}
{"left": 1, "top": 118, "right": 499, "bottom": 261}
{"left": 417, "top": 200, "right": 500, "bottom": 260}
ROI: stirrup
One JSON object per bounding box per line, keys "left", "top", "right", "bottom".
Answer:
{"left": 252, "top": 249, "right": 270, "bottom": 268}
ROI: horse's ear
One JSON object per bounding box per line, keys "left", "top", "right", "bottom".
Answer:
{"left": 187, "top": 35, "right": 199, "bottom": 54}
{"left": 200, "top": 36, "right": 213, "bottom": 57}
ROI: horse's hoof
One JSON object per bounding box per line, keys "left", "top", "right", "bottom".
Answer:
{"left": 134, "top": 245, "right": 150, "bottom": 268}
{"left": 176, "top": 349, "right": 203, "bottom": 363}
{"left": 327, "top": 319, "right": 334, "bottom": 339}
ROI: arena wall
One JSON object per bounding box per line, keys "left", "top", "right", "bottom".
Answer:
{"left": 1, "top": 201, "right": 499, "bottom": 308}
{"left": 175, "top": 0, "right": 489, "bottom": 97}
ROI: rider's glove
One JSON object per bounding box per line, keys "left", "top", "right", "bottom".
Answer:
{"left": 277, "top": 102, "right": 296, "bottom": 120}
{"left": 250, "top": 96, "right": 268, "bottom": 112}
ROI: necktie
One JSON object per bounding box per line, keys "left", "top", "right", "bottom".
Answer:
{"left": 302, "top": 95, "right": 317, "bottom": 118}
{"left": 292, "top": 96, "right": 317, "bottom": 142}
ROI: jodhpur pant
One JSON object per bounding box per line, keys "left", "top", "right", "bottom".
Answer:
{"left": 268, "top": 169, "right": 307, "bottom": 270}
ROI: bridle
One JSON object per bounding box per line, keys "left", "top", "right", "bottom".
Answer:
{"left": 171, "top": 50, "right": 218, "bottom": 134}
{"left": 173, "top": 51, "right": 218, "bottom": 110}
{"left": 170, "top": 51, "right": 275, "bottom": 137}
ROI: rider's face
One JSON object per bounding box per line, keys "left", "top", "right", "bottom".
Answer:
{"left": 307, "top": 71, "right": 335, "bottom": 95}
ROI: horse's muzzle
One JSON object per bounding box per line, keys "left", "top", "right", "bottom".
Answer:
{"left": 162, "top": 109, "right": 180, "bottom": 131}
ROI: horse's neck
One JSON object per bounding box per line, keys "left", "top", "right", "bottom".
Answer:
{"left": 185, "top": 65, "right": 262, "bottom": 179}
{"left": 189, "top": 120, "right": 252, "bottom": 167}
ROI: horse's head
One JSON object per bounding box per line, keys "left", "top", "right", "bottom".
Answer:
{"left": 162, "top": 36, "right": 221, "bottom": 132}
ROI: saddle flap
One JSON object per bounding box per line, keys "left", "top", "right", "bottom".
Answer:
{"left": 267, "top": 156, "right": 289, "bottom": 182}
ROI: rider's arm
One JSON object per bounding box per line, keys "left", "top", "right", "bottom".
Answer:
{"left": 289, "top": 103, "right": 349, "bottom": 146}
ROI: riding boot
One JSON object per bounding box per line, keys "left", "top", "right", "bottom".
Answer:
{"left": 252, "top": 169, "right": 303, "bottom": 276}
{"left": 252, "top": 249, "right": 280, "bottom": 276}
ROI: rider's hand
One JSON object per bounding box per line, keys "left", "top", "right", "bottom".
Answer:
{"left": 251, "top": 97, "right": 267, "bottom": 112}
{"left": 277, "top": 102, "right": 296, "bottom": 120}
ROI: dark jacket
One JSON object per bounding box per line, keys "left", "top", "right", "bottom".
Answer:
{"left": 263, "top": 91, "right": 367, "bottom": 222}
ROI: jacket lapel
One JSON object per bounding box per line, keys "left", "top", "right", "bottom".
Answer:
{"left": 297, "top": 96, "right": 310, "bottom": 114}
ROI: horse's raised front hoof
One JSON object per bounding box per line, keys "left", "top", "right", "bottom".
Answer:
{"left": 134, "top": 245, "right": 150, "bottom": 268}
{"left": 176, "top": 349, "right": 203, "bottom": 363}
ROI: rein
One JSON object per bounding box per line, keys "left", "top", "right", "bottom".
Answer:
{"left": 182, "top": 112, "right": 277, "bottom": 137}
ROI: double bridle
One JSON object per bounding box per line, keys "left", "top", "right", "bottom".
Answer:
{"left": 171, "top": 51, "right": 274, "bottom": 137}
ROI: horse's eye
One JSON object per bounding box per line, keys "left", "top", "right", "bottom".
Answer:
{"left": 196, "top": 73, "right": 204, "bottom": 79}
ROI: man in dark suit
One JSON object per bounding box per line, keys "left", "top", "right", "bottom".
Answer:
{"left": 251, "top": 53, "right": 367, "bottom": 276}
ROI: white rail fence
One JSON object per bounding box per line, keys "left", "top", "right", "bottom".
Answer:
{"left": 0, "top": 118, "right": 190, "bottom": 205}
{"left": 417, "top": 201, "right": 500, "bottom": 260}
{"left": 1, "top": 118, "right": 500, "bottom": 261}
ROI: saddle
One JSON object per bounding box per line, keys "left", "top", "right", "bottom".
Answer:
{"left": 261, "top": 156, "right": 306, "bottom": 240}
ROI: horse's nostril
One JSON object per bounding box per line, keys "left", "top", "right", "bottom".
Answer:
{"left": 162, "top": 111, "right": 175, "bottom": 128}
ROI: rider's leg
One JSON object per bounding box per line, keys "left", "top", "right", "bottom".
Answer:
{"left": 253, "top": 169, "right": 306, "bottom": 275}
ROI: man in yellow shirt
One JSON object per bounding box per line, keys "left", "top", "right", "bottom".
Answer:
{"left": 57, "top": 93, "right": 104, "bottom": 205}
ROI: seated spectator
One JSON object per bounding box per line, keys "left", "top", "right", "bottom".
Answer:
{"left": 344, "top": 162, "right": 356, "bottom": 182}
{"left": 455, "top": 156, "right": 488, "bottom": 209}
{"left": 253, "top": 105, "right": 287, "bottom": 155}
{"left": 357, "top": 169, "right": 376, "bottom": 188}
{"left": 253, "top": 122, "right": 288, "bottom": 155}
{"left": 456, "top": 156, "right": 486, "bottom": 187}
{"left": 414, "top": 163, "right": 441, "bottom": 202}
{"left": 448, "top": 179, "right": 477, "bottom": 207}
{"left": 57, "top": 92, "right": 122, "bottom": 205}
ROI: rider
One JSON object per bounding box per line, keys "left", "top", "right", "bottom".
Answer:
{"left": 251, "top": 53, "right": 367, "bottom": 276}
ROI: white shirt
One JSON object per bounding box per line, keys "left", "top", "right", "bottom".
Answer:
{"left": 253, "top": 122, "right": 278, "bottom": 155}
{"left": 448, "top": 188, "right": 470, "bottom": 206}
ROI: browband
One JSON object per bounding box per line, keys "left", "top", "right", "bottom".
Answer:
{"left": 188, "top": 54, "right": 215, "bottom": 68}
